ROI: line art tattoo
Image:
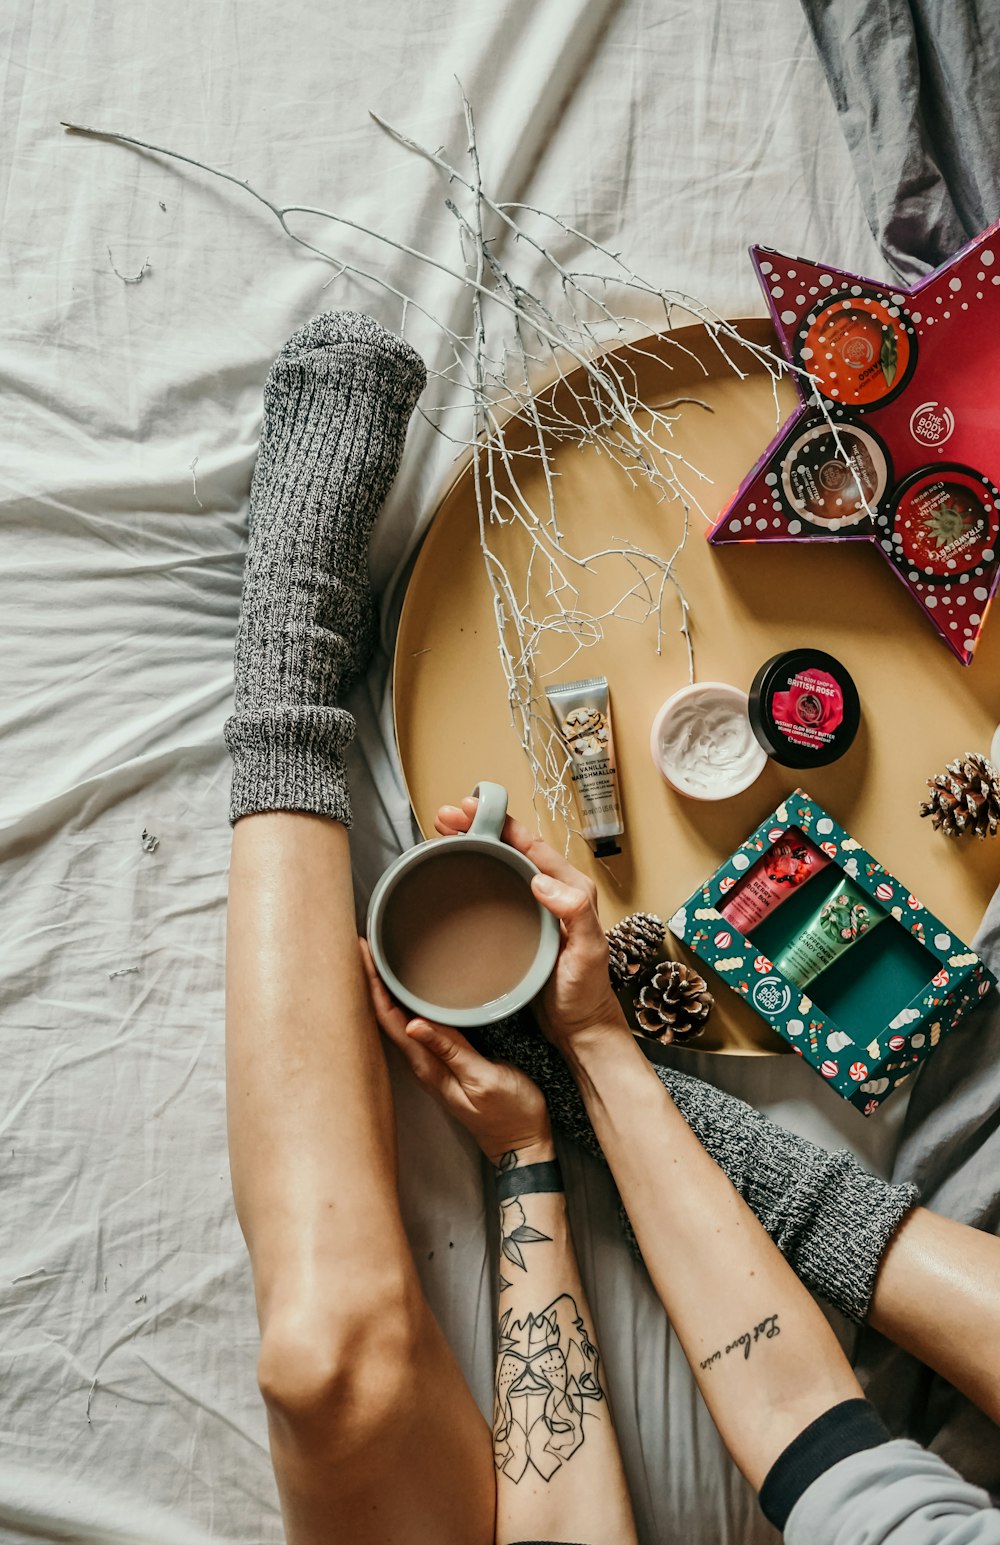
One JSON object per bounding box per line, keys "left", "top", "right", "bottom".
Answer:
{"left": 497, "top": 1150, "right": 554, "bottom": 1285}
{"left": 494, "top": 1293, "right": 605, "bottom": 1482}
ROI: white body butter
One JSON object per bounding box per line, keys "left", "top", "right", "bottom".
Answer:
{"left": 650, "top": 682, "right": 766, "bottom": 801}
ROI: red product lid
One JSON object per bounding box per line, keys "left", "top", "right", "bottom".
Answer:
{"left": 879, "top": 465, "right": 1000, "bottom": 583}
{"left": 795, "top": 291, "right": 918, "bottom": 409}
{"left": 748, "top": 648, "right": 861, "bottom": 769}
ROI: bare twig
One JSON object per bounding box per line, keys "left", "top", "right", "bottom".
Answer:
{"left": 63, "top": 93, "right": 809, "bottom": 827}
{"left": 189, "top": 455, "right": 205, "bottom": 510}
{"left": 107, "top": 247, "right": 150, "bottom": 284}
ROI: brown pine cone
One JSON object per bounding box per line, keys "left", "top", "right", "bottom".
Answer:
{"left": 919, "top": 751, "right": 1000, "bottom": 839}
{"left": 606, "top": 911, "right": 667, "bottom": 991}
{"left": 634, "top": 960, "right": 713, "bottom": 1045}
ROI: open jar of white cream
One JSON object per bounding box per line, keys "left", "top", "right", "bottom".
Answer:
{"left": 650, "top": 682, "right": 767, "bottom": 801}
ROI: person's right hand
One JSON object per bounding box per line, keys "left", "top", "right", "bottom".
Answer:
{"left": 434, "top": 795, "right": 630, "bottom": 1055}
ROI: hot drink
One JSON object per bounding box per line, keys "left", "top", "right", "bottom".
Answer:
{"left": 380, "top": 849, "right": 542, "bottom": 1011}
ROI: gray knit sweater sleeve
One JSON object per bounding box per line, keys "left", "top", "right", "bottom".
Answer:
{"left": 785, "top": 1441, "right": 1000, "bottom": 1545}
{"left": 478, "top": 1017, "right": 917, "bottom": 1324}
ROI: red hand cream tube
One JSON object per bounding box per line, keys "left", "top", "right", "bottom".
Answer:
{"left": 719, "top": 830, "right": 831, "bottom": 935}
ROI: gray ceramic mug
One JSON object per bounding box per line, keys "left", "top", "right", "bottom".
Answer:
{"left": 366, "top": 781, "right": 561, "bottom": 1028}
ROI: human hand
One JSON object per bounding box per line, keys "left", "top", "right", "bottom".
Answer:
{"left": 360, "top": 941, "right": 553, "bottom": 1166}
{"left": 434, "top": 795, "right": 630, "bottom": 1054}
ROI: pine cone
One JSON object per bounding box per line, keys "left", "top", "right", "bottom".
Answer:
{"left": 919, "top": 751, "right": 1000, "bottom": 839}
{"left": 606, "top": 911, "right": 667, "bottom": 991}
{"left": 634, "top": 960, "right": 713, "bottom": 1045}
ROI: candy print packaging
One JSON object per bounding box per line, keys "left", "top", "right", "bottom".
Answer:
{"left": 670, "top": 790, "right": 995, "bottom": 1113}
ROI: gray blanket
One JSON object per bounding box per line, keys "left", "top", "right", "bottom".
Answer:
{"left": 798, "top": 0, "right": 1000, "bottom": 282}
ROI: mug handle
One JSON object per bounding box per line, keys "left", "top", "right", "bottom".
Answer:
{"left": 468, "top": 781, "right": 509, "bottom": 841}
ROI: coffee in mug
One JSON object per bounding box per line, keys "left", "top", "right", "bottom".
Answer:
{"left": 380, "top": 849, "right": 543, "bottom": 1011}
{"left": 366, "top": 782, "right": 561, "bottom": 1028}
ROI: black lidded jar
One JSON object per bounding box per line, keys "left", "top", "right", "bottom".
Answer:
{"left": 748, "top": 649, "right": 860, "bottom": 769}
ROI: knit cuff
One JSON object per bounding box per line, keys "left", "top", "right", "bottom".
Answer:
{"left": 224, "top": 705, "right": 356, "bottom": 826}
{"left": 790, "top": 1153, "right": 919, "bottom": 1323}
{"left": 655, "top": 1067, "right": 919, "bottom": 1324}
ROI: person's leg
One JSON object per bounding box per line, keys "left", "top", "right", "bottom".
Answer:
{"left": 227, "top": 813, "right": 494, "bottom": 1545}
{"left": 865, "top": 1206, "right": 1000, "bottom": 1426}
{"left": 222, "top": 313, "right": 494, "bottom": 1544}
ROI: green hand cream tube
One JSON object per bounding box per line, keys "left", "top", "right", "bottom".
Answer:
{"left": 545, "top": 675, "right": 624, "bottom": 857}
{"left": 773, "top": 873, "right": 887, "bottom": 989}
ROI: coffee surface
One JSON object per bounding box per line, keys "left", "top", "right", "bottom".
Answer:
{"left": 381, "top": 849, "right": 542, "bottom": 1010}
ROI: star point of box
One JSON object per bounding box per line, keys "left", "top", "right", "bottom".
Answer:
{"left": 710, "top": 222, "right": 1000, "bottom": 665}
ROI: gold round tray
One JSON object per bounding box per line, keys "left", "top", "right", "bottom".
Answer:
{"left": 394, "top": 321, "right": 1000, "bottom": 1055}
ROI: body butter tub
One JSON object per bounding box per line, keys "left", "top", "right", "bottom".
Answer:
{"left": 777, "top": 414, "right": 891, "bottom": 531}
{"left": 794, "top": 291, "right": 917, "bottom": 410}
{"left": 748, "top": 648, "right": 860, "bottom": 770}
{"left": 879, "top": 464, "right": 1000, "bottom": 584}
{"left": 650, "top": 682, "right": 767, "bottom": 801}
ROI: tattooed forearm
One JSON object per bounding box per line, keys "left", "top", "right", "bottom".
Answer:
{"left": 699, "top": 1312, "right": 781, "bottom": 1371}
{"left": 492, "top": 1150, "right": 604, "bottom": 1483}
{"left": 496, "top": 1149, "right": 561, "bottom": 1288}
{"left": 494, "top": 1294, "right": 605, "bottom": 1482}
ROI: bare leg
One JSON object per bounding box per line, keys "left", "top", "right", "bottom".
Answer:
{"left": 226, "top": 812, "right": 495, "bottom": 1544}
{"left": 866, "top": 1206, "right": 1000, "bottom": 1425}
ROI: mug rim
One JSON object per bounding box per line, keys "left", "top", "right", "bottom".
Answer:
{"left": 366, "top": 834, "right": 560, "bottom": 1027}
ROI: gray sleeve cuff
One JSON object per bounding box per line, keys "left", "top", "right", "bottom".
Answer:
{"left": 784, "top": 1151, "right": 919, "bottom": 1323}
{"left": 785, "top": 1439, "right": 1000, "bottom": 1545}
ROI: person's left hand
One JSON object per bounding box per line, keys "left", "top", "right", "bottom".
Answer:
{"left": 360, "top": 941, "right": 553, "bottom": 1166}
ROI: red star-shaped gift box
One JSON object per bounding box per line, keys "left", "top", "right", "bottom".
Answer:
{"left": 709, "top": 221, "right": 1000, "bottom": 664}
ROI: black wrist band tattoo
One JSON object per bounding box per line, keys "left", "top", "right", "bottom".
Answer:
{"left": 494, "top": 1157, "right": 564, "bottom": 1202}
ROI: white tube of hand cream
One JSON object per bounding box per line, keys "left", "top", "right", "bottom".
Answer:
{"left": 545, "top": 675, "right": 624, "bottom": 857}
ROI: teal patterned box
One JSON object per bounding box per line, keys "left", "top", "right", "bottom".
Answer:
{"left": 668, "top": 789, "right": 995, "bottom": 1114}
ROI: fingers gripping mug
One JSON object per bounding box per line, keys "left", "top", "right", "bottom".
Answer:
{"left": 366, "top": 782, "right": 561, "bottom": 1028}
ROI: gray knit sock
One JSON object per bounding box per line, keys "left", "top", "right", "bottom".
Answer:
{"left": 478, "top": 1015, "right": 917, "bottom": 1324}
{"left": 224, "top": 311, "right": 426, "bottom": 825}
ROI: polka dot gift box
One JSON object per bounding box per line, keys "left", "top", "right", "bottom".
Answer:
{"left": 710, "top": 219, "right": 1000, "bottom": 664}
{"left": 668, "top": 789, "right": 995, "bottom": 1113}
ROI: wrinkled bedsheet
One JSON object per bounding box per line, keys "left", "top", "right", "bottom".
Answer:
{"left": 1, "top": 2, "right": 922, "bottom": 1540}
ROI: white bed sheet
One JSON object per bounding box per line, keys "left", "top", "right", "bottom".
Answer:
{"left": 1, "top": 2, "right": 897, "bottom": 1540}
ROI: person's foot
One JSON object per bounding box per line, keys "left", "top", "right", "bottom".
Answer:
{"left": 225, "top": 312, "right": 426, "bottom": 825}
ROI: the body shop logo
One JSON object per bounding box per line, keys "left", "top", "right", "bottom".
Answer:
{"left": 842, "top": 334, "right": 874, "bottom": 368}
{"left": 909, "top": 400, "right": 955, "bottom": 447}
{"left": 751, "top": 976, "right": 792, "bottom": 1016}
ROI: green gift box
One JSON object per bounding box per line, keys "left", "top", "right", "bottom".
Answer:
{"left": 668, "top": 789, "right": 995, "bottom": 1113}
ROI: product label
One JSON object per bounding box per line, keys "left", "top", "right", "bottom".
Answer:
{"left": 771, "top": 669, "right": 844, "bottom": 752}
{"left": 569, "top": 754, "right": 619, "bottom": 824}
{"left": 891, "top": 469, "right": 998, "bottom": 579}
{"left": 775, "top": 884, "right": 881, "bottom": 988}
{"left": 775, "top": 924, "right": 836, "bottom": 988}
{"left": 560, "top": 705, "right": 619, "bottom": 826}
{"left": 780, "top": 422, "right": 886, "bottom": 529}
{"left": 720, "top": 829, "right": 830, "bottom": 933}
{"left": 800, "top": 294, "right": 914, "bottom": 408}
